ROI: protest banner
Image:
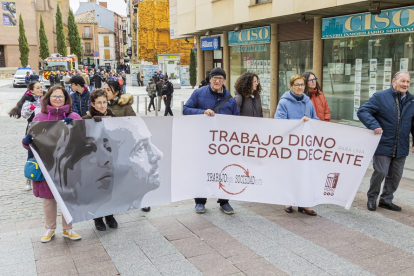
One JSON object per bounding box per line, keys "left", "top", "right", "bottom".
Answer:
{"left": 29, "top": 115, "right": 380, "bottom": 224}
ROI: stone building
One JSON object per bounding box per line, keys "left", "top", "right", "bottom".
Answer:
{"left": 75, "top": 11, "right": 99, "bottom": 66}
{"left": 0, "top": 0, "right": 70, "bottom": 68}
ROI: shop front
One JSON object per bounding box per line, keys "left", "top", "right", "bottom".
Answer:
{"left": 322, "top": 5, "right": 414, "bottom": 123}
{"left": 200, "top": 35, "right": 223, "bottom": 77}
{"left": 229, "top": 26, "right": 271, "bottom": 109}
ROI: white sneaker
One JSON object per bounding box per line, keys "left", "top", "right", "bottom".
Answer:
{"left": 24, "top": 179, "right": 32, "bottom": 191}
{"left": 63, "top": 229, "right": 81, "bottom": 240}
{"left": 41, "top": 229, "right": 55, "bottom": 243}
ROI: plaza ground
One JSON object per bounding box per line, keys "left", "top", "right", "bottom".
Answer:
{"left": 2, "top": 78, "right": 414, "bottom": 275}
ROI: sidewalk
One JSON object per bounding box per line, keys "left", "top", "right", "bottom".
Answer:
{"left": 3, "top": 79, "right": 414, "bottom": 275}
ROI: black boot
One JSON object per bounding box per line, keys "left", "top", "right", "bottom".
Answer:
{"left": 141, "top": 207, "right": 151, "bottom": 212}
{"left": 94, "top": 217, "right": 106, "bottom": 231}
{"left": 105, "top": 215, "right": 118, "bottom": 228}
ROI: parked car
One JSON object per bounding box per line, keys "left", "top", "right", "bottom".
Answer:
{"left": 13, "top": 67, "right": 33, "bottom": 88}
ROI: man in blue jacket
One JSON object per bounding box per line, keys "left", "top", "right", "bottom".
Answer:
{"left": 69, "top": 75, "right": 91, "bottom": 117}
{"left": 358, "top": 71, "right": 414, "bottom": 212}
{"left": 183, "top": 67, "right": 240, "bottom": 215}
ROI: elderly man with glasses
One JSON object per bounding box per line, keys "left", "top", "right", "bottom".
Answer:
{"left": 183, "top": 67, "right": 240, "bottom": 215}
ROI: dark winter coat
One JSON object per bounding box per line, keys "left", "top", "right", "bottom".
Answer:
{"left": 146, "top": 81, "right": 157, "bottom": 97}
{"left": 183, "top": 85, "right": 240, "bottom": 116}
{"left": 156, "top": 80, "right": 163, "bottom": 97}
{"left": 82, "top": 106, "right": 116, "bottom": 119}
{"left": 357, "top": 86, "right": 414, "bottom": 158}
{"left": 94, "top": 73, "right": 103, "bottom": 88}
{"left": 108, "top": 93, "right": 136, "bottom": 117}
{"left": 70, "top": 86, "right": 91, "bottom": 117}
{"left": 161, "top": 81, "right": 174, "bottom": 98}
{"left": 29, "top": 73, "right": 39, "bottom": 82}
{"left": 235, "top": 93, "right": 263, "bottom": 117}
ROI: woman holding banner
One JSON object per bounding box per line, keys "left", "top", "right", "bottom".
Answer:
{"left": 274, "top": 74, "right": 318, "bottom": 216}
{"left": 22, "top": 86, "right": 83, "bottom": 242}
{"left": 234, "top": 72, "right": 263, "bottom": 117}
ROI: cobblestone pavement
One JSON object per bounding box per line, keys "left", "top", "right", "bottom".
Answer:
{"left": 2, "top": 79, "right": 414, "bottom": 275}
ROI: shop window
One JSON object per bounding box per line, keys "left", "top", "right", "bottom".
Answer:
{"left": 105, "top": 50, "right": 110, "bottom": 60}
{"left": 278, "top": 40, "right": 313, "bottom": 99}
{"left": 104, "top": 36, "right": 110, "bottom": 47}
{"left": 230, "top": 44, "right": 271, "bottom": 109}
{"left": 256, "top": 0, "right": 271, "bottom": 4}
{"left": 322, "top": 34, "right": 414, "bottom": 123}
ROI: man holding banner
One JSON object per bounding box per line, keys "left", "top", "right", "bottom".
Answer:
{"left": 358, "top": 71, "right": 414, "bottom": 212}
{"left": 183, "top": 67, "right": 240, "bottom": 215}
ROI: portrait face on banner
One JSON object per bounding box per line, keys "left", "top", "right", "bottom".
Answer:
{"left": 103, "top": 117, "right": 163, "bottom": 209}
{"left": 29, "top": 117, "right": 163, "bottom": 221}
{"left": 2, "top": 1, "right": 16, "bottom": 26}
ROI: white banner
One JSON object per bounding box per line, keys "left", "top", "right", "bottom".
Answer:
{"left": 171, "top": 115, "right": 380, "bottom": 209}
{"left": 29, "top": 116, "right": 380, "bottom": 224}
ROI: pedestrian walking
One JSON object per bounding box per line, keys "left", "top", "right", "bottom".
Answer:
{"left": 69, "top": 75, "right": 91, "bottom": 117}
{"left": 22, "top": 86, "right": 82, "bottom": 243}
{"left": 275, "top": 74, "right": 318, "bottom": 216}
{"left": 9, "top": 81, "right": 43, "bottom": 191}
{"left": 156, "top": 78, "right": 163, "bottom": 111}
{"left": 121, "top": 72, "right": 127, "bottom": 93}
{"left": 137, "top": 71, "right": 141, "bottom": 87}
{"left": 358, "top": 71, "right": 414, "bottom": 212}
{"left": 94, "top": 69, "right": 103, "bottom": 89}
{"left": 82, "top": 88, "right": 118, "bottom": 231}
{"left": 146, "top": 78, "right": 156, "bottom": 112}
{"left": 303, "top": 72, "right": 330, "bottom": 121}
{"left": 234, "top": 72, "right": 263, "bottom": 117}
{"left": 183, "top": 67, "right": 239, "bottom": 215}
{"left": 162, "top": 76, "right": 174, "bottom": 116}
{"left": 25, "top": 72, "right": 30, "bottom": 85}
{"left": 140, "top": 70, "right": 145, "bottom": 86}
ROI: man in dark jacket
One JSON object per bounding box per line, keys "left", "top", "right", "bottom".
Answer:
{"left": 183, "top": 67, "right": 240, "bottom": 215}
{"left": 94, "top": 69, "right": 103, "bottom": 88}
{"left": 161, "top": 76, "right": 174, "bottom": 116}
{"left": 25, "top": 72, "right": 30, "bottom": 85}
{"left": 156, "top": 79, "right": 163, "bottom": 111}
{"left": 358, "top": 71, "right": 414, "bottom": 212}
{"left": 69, "top": 75, "right": 91, "bottom": 117}
{"left": 29, "top": 71, "right": 40, "bottom": 82}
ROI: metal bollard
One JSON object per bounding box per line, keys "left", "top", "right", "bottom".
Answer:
{"left": 181, "top": 101, "right": 185, "bottom": 115}
{"left": 145, "top": 97, "right": 148, "bottom": 115}
{"left": 155, "top": 100, "right": 158, "bottom": 116}
{"left": 136, "top": 95, "right": 139, "bottom": 113}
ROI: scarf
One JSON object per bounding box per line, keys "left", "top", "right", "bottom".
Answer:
{"left": 87, "top": 106, "right": 116, "bottom": 118}
{"left": 290, "top": 90, "right": 304, "bottom": 101}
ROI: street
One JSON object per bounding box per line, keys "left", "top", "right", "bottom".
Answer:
{"left": 2, "top": 79, "right": 414, "bottom": 275}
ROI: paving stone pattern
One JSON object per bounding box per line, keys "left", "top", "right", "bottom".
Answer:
{"left": 3, "top": 84, "right": 414, "bottom": 275}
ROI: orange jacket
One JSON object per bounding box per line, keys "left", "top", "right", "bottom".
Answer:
{"left": 309, "top": 88, "right": 331, "bottom": 121}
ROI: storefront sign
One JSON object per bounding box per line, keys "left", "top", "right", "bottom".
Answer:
{"left": 229, "top": 26, "right": 270, "bottom": 46}
{"left": 231, "top": 44, "right": 268, "bottom": 53}
{"left": 322, "top": 6, "right": 414, "bottom": 39}
{"left": 201, "top": 37, "right": 221, "bottom": 50}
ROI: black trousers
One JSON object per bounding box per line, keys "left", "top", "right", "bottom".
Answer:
{"left": 164, "top": 97, "right": 173, "bottom": 116}
{"left": 148, "top": 96, "right": 155, "bottom": 110}
{"left": 194, "top": 198, "right": 229, "bottom": 206}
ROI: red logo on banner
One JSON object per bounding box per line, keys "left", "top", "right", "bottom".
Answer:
{"left": 324, "top": 173, "right": 340, "bottom": 196}
{"left": 219, "top": 164, "right": 249, "bottom": 195}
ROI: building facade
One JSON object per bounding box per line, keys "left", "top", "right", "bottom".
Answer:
{"left": 98, "top": 27, "right": 116, "bottom": 70}
{"left": 170, "top": 0, "right": 414, "bottom": 120}
{"left": 75, "top": 11, "right": 99, "bottom": 67}
{"left": 0, "top": 0, "right": 70, "bottom": 68}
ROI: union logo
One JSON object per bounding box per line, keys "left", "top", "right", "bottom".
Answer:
{"left": 213, "top": 38, "right": 218, "bottom": 49}
{"left": 323, "top": 173, "right": 340, "bottom": 196}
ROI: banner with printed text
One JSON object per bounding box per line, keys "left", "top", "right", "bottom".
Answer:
{"left": 29, "top": 115, "right": 380, "bottom": 224}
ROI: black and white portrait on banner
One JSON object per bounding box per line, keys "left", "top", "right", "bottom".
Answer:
{"left": 29, "top": 117, "right": 173, "bottom": 224}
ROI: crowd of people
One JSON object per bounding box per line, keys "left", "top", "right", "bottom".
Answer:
{"left": 8, "top": 65, "right": 414, "bottom": 244}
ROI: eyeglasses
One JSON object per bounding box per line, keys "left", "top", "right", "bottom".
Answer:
{"left": 94, "top": 101, "right": 108, "bottom": 106}
{"left": 51, "top": 95, "right": 65, "bottom": 100}
{"left": 212, "top": 76, "right": 225, "bottom": 81}
{"left": 307, "top": 78, "right": 318, "bottom": 82}
{"left": 292, "top": 84, "right": 305, "bottom": 87}
{"left": 253, "top": 80, "right": 260, "bottom": 84}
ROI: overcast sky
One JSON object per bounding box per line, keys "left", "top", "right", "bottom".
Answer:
{"left": 69, "top": 0, "right": 127, "bottom": 16}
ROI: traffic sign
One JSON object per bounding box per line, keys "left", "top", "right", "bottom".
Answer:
{"left": 94, "top": 52, "right": 99, "bottom": 57}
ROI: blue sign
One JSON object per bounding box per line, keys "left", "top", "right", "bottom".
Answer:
{"left": 322, "top": 5, "right": 414, "bottom": 39}
{"left": 93, "top": 52, "right": 99, "bottom": 57}
{"left": 228, "top": 26, "right": 270, "bottom": 46}
{"left": 201, "top": 36, "right": 221, "bottom": 50}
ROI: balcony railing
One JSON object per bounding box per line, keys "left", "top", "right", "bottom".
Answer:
{"left": 82, "top": 33, "right": 93, "bottom": 39}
